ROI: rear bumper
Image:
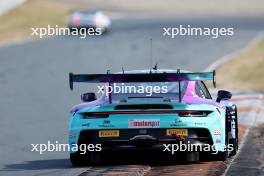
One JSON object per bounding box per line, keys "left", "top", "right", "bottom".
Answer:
{"left": 71, "top": 128, "right": 214, "bottom": 153}
{"left": 102, "top": 139, "right": 212, "bottom": 152}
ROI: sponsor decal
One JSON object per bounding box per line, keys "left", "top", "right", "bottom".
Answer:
{"left": 170, "top": 119, "right": 187, "bottom": 127}
{"left": 175, "top": 119, "right": 182, "bottom": 123}
{"left": 82, "top": 123, "right": 90, "bottom": 127}
{"left": 103, "top": 120, "right": 111, "bottom": 124}
{"left": 166, "top": 129, "right": 188, "bottom": 140}
{"left": 194, "top": 122, "right": 206, "bottom": 126}
{"left": 128, "top": 119, "right": 160, "bottom": 128}
{"left": 98, "top": 120, "right": 115, "bottom": 128}
{"left": 213, "top": 129, "right": 222, "bottom": 135}
{"left": 170, "top": 120, "right": 206, "bottom": 127}
{"left": 216, "top": 138, "right": 221, "bottom": 143}
{"left": 99, "top": 130, "right": 119, "bottom": 137}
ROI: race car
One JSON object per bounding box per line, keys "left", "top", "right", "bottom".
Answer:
{"left": 68, "top": 69, "right": 238, "bottom": 166}
{"left": 67, "top": 10, "right": 111, "bottom": 33}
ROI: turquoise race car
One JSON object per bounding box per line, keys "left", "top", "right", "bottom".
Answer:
{"left": 68, "top": 69, "right": 238, "bottom": 165}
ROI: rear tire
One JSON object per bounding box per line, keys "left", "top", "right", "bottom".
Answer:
{"left": 229, "top": 139, "right": 238, "bottom": 156}
{"left": 216, "top": 151, "right": 228, "bottom": 161}
{"left": 70, "top": 152, "right": 102, "bottom": 166}
{"left": 70, "top": 152, "right": 86, "bottom": 166}
{"left": 185, "top": 152, "right": 199, "bottom": 162}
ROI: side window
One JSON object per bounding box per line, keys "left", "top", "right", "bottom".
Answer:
{"left": 195, "top": 81, "right": 212, "bottom": 99}
{"left": 195, "top": 82, "right": 205, "bottom": 98}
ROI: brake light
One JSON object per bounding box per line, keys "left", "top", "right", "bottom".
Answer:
{"left": 83, "top": 113, "right": 109, "bottom": 118}
{"left": 82, "top": 110, "right": 212, "bottom": 118}
{"left": 71, "top": 16, "right": 80, "bottom": 25}
{"left": 178, "top": 111, "right": 211, "bottom": 117}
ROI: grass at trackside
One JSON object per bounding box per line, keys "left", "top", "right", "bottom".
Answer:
{"left": 0, "top": 0, "right": 79, "bottom": 43}
{"left": 216, "top": 38, "right": 264, "bottom": 92}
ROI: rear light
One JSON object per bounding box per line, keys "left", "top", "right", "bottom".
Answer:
{"left": 81, "top": 110, "right": 212, "bottom": 118}
{"left": 83, "top": 112, "right": 109, "bottom": 118}
{"left": 71, "top": 16, "right": 80, "bottom": 25}
{"left": 178, "top": 111, "right": 212, "bottom": 117}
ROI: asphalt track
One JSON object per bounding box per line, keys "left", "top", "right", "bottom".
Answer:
{"left": 0, "top": 16, "right": 264, "bottom": 176}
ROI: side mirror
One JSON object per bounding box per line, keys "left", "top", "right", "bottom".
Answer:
{"left": 216, "top": 90, "right": 232, "bottom": 102}
{"left": 81, "top": 92, "right": 97, "bottom": 102}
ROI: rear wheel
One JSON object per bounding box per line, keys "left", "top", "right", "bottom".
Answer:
{"left": 185, "top": 152, "right": 199, "bottom": 162}
{"left": 70, "top": 152, "right": 102, "bottom": 166}
{"left": 216, "top": 151, "right": 228, "bottom": 161}
{"left": 229, "top": 139, "right": 238, "bottom": 156}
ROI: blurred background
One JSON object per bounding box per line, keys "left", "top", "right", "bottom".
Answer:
{"left": 1, "top": 0, "right": 264, "bottom": 42}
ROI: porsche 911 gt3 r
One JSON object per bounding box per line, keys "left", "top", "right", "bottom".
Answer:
{"left": 68, "top": 69, "right": 238, "bottom": 166}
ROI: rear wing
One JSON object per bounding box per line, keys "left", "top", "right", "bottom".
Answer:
{"left": 69, "top": 70, "right": 216, "bottom": 90}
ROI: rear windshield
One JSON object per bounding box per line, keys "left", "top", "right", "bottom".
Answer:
{"left": 111, "top": 81, "right": 187, "bottom": 102}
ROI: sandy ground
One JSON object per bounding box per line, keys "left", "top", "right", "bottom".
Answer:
{"left": 53, "top": 0, "right": 264, "bottom": 17}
